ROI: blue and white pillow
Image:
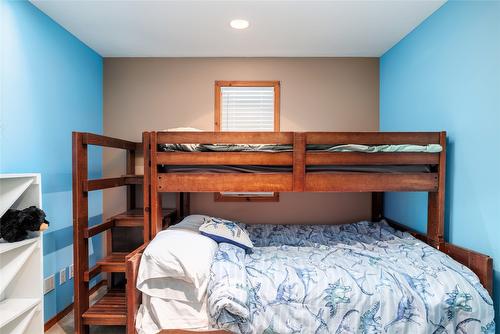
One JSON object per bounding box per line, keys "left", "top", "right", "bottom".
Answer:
{"left": 199, "top": 217, "right": 253, "bottom": 251}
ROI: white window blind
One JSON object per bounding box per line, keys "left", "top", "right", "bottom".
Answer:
{"left": 219, "top": 85, "right": 276, "bottom": 198}
{"left": 220, "top": 86, "right": 275, "bottom": 131}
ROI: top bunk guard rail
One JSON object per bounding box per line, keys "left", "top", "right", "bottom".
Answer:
{"left": 305, "top": 131, "right": 441, "bottom": 145}
{"left": 156, "top": 131, "right": 294, "bottom": 144}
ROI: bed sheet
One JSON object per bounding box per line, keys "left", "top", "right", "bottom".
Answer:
{"left": 161, "top": 165, "right": 431, "bottom": 174}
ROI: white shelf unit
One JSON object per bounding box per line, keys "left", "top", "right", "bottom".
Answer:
{"left": 0, "top": 174, "right": 44, "bottom": 334}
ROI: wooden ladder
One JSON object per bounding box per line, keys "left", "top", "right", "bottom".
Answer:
{"left": 72, "top": 132, "right": 177, "bottom": 333}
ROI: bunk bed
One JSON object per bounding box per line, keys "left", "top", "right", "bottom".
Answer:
{"left": 73, "top": 131, "right": 494, "bottom": 334}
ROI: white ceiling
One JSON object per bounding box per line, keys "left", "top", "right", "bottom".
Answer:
{"left": 31, "top": 0, "right": 445, "bottom": 57}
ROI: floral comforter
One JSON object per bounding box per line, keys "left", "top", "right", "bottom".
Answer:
{"left": 207, "top": 221, "right": 495, "bottom": 334}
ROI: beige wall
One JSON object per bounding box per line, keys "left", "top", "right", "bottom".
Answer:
{"left": 103, "top": 58, "right": 379, "bottom": 224}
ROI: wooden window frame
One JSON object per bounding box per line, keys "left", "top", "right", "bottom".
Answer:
{"left": 214, "top": 80, "right": 280, "bottom": 202}
{"left": 214, "top": 81, "right": 280, "bottom": 132}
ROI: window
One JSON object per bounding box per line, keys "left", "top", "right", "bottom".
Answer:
{"left": 214, "top": 81, "right": 280, "bottom": 202}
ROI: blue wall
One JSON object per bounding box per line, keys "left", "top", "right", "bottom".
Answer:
{"left": 1, "top": 0, "right": 103, "bottom": 322}
{"left": 380, "top": 0, "right": 500, "bottom": 324}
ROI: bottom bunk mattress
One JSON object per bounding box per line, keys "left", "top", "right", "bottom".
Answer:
{"left": 208, "top": 222, "right": 495, "bottom": 334}
{"left": 136, "top": 219, "right": 495, "bottom": 334}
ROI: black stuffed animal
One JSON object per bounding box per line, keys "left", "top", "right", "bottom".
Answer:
{"left": 0, "top": 206, "right": 49, "bottom": 242}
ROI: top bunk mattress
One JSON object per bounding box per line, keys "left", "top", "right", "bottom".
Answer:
{"left": 159, "top": 143, "right": 442, "bottom": 153}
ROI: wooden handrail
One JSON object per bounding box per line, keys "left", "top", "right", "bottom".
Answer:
{"left": 84, "top": 221, "right": 114, "bottom": 238}
{"left": 83, "top": 132, "right": 138, "bottom": 150}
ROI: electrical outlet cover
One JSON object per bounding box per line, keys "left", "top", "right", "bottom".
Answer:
{"left": 44, "top": 275, "right": 55, "bottom": 294}
{"left": 59, "top": 268, "right": 66, "bottom": 285}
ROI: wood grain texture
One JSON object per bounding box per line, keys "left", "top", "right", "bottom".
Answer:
{"left": 157, "top": 131, "right": 293, "bottom": 144}
{"left": 158, "top": 173, "right": 293, "bottom": 192}
{"left": 306, "top": 152, "right": 439, "bottom": 165}
{"left": 72, "top": 132, "right": 90, "bottom": 334}
{"left": 306, "top": 132, "right": 440, "bottom": 145}
{"left": 427, "top": 131, "right": 447, "bottom": 248}
{"left": 214, "top": 192, "right": 279, "bottom": 202}
{"left": 293, "top": 132, "right": 306, "bottom": 191}
{"left": 444, "top": 243, "right": 493, "bottom": 294}
{"left": 82, "top": 291, "right": 127, "bottom": 325}
{"left": 73, "top": 131, "right": 144, "bottom": 333}
{"left": 84, "top": 220, "right": 114, "bottom": 238}
{"left": 143, "top": 132, "right": 151, "bottom": 241}
{"left": 157, "top": 152, "right": 292, "bottom": 165}
{"left": 85, "top": 177, "right": 125, "bottom": 191}
{"left": 84, "top": 132, "right": 137, "bottom": 150}
{"left": 126, "top": 243, "right": 149, "bottom": 334}
{"left": 305, "top": 173, "right": 438, "bottom": 192}
{"left": 150, "top": 132, "right": 163, "bottom": 237}
{"left": 127, "top": 149, "right": 136, "bottom": 210}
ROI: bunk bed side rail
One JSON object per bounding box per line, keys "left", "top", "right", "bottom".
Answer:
{"left": 305, "top": 131, "right": 441, "bottom": 145}
{"left": 157, "top": 131, "right": 294, "bottom": 144}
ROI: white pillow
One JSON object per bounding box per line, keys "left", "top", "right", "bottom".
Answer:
{"left": 199, "top": 217, "right": 253, "bottom": 252}
{"left": 170, "top": 214, "right": 211, "bottom": 232}
{"left": 137, "top": 229, "right": 217, "bottom": 302}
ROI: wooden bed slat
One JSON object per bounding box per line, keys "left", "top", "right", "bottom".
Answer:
{"left": 157, "top": 152, "right": 292, "bottom": 165}
{"left": 305, "top": 173, "right": 438, "bottom": 192}
{"left": 306, "top": 132, "right": 441, "bottom": 145}
{"left": 306, "top": 152, "right": 439, "bottom": 165}
{"left": 157, "top": 131, "right": 294, "bottom": 144}
{"left": 157, "top": 173, "right": 293, "bottom": 192}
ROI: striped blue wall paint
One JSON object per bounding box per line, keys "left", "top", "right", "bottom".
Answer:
{"left": 380, "top": 0, "right": 500, "bottom": 328}
{"left": 1, "top": 0, "right": 103, "bottom": 322}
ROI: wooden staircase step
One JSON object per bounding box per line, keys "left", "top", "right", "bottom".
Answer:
{"left": 82, "top": 290, "right": 126, "bottom": 326}
{"left": 110, "top": 208, "right": 177, "bottom": 227}
{"left": 96, "top": 252, "right": 128, "bottom": 272}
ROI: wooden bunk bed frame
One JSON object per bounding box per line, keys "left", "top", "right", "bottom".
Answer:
{"left": 72, "top": 130, "right": 493, "bottom": 334}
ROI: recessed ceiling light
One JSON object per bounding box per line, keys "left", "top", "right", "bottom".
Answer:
{"left": 230, "top": 19, "right": 249, "bottom": 30}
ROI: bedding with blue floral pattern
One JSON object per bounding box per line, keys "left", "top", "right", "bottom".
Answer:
{"left": 207, "top": 221, "right": 495, "bottom": 334}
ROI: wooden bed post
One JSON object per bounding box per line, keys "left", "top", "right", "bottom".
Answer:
{"left": 293, "top": 132, "right": 306, "bottom": 191}
{"left": 143, "top": 132, "right": 151, "bottom": 241}
{"left": 72, "top": 132, "right": 90, "bottom": 334}
{"left": 127, "top": 147, "right": 136, "bottom": 210}
{"left": 150, "top": 131, "right": 163, "bottom": 237}
{"left": 182, "top": 193, "right": 190, "bottom": 216}
{"left": 371, "top": 192, "right": 384, "bottom": 222}
{"left": 177, "top": 192, "right": 191, "bottom": 219}
{"left": 427, "top": 131, "right": 446, "bottom": 249}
